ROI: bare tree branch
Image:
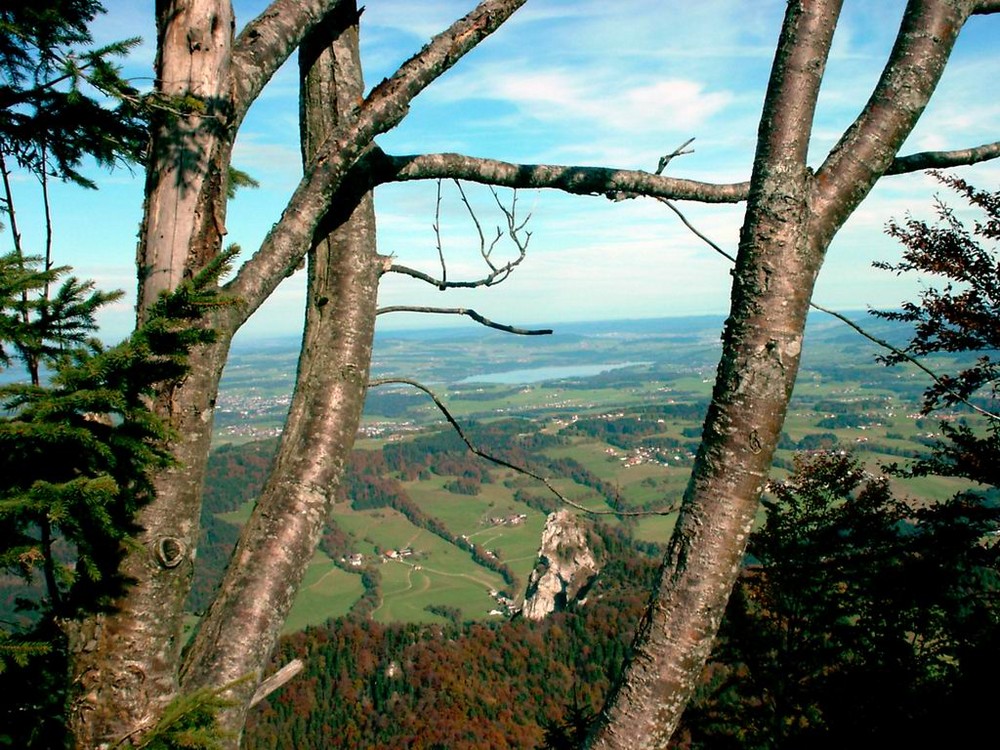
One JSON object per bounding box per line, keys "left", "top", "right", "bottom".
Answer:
{"left": 225, "top": 0, "right": 527, "bottom": 319}
{"left": 492, "top": 185, "right": 532, "bottom": 257}
{"left": 809, "top": 302, "right": 1000, "bottom": 421}
{"left": 385, "top": 264, "right": 477, "bottom": 288}
{"left": 368, "top": 148, "right": 751, "bottom": 203}
{"left": 376, "top": 305, "right": 551, "bottom": 335}
{"left": 368, "top": 378, "right": 679, "bottom": 517}
{"left": 230, "top": 0, "right": 345, "bottom": 126}
{"left": 389, "top": 181, "right": 530, "bottom": 289}
{"left": 661, "top": 193, "right": 1000, "bottom": 423}
{"left": 249, "top": 659, "right": 305, "bottom": 708}
{"left": 656, "top": 138, "right": 696, "bottom": 175}
{"left": 814, "top": 0, "right": 973, "bottom": 234}
{"left": 455, "top": 181, "right": 496, "bottom": 271}
{"left": 365, "top": 140, "right": 1000, "bottom": 206}
{"left": 656, "top": 197, "right": 736, "bottom": 263}
{"left": 885, "top": 140, "right": 1000, "bottom": 174}
{"left": 432, "top": 179, "right": 447, "bottom": 285}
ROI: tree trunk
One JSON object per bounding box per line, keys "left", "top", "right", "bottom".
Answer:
{"left": 139, "top": 0, "right": 235, "bottom": 313}
{"left": 64, "top": 2, "right": 526, "bottom": 744}
{"left": 589, "top": 1, "right": 974, "bottom": 747}
{"left": 66, "top": 1, "right": 238, "bottom": 745}
{"left": 179, "top": 3, "right": 379, "bottom": 742}
{"left": 65, "top": 338, "right": 233, "bottom": 747}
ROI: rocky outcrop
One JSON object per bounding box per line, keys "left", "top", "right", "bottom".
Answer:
{"left": 521, "top": 510, "right": 599, "bottom": 620}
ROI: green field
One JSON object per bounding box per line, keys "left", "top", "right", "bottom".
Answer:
{"left": 373, "top": 561, "right": 499, "bottom": 624}
{"left": 204, "top": 316, "right": 993, "bottom": 629}
{"left": 284, "top": 551, "right": 365, "bottom": 633}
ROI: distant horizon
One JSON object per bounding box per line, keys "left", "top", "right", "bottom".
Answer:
{"left": 226, "top": 307, "right": 892, "bottom": 350}
{"left": 21, "top": 2, "right": 994, "bottom": 345}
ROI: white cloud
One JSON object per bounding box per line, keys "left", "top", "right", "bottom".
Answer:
{"left": 427, "top": 63, "right": 732, "bottom": 138}
{"left": 231, "top": 138, "right": 302, "bottom": 180}
{"left": 618, "top": 80, "right": 734, "bottom": 131}
{"left": 50, "top": 1, "right": 1000, "bottom": 341}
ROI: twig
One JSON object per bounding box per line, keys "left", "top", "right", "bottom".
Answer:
{"left": 368, "top": 377, "right": 680, "bottom": 517}
{"left": 661, "top": 198, "right": 1000, "bottom": 422}
{"left": 388, "top": 182, "right": 529, "bottom": 289}
{"left": 490, "top": 184, "right": 531, "bottom": 262}
{"left": 656, "top": 197, "right": 735, "bottom": 263}
{"left": 454, "top": 179, "right": 500, "bottom": 272}
{"left": 250, "top": 659, "right": 304, "bottom": 708}
{"left": 809, "top": 302, "right": 1000, "bottom": 422}
{"left": 656, "top": 137, "right": 696, "bottom": 175}
{"left": 433, "top": 179, "right": 446, "bottom": 287}
{"left": 388, "top": 263, "right": 521, "bottom": 288}
{"left": 376, "top": 306, "right": 552, "bottom": 335}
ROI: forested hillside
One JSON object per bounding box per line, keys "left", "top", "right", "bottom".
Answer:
{"left": 196, "top": 329, "right": 999, "bottom": 747}
{"left": 200, "top": 432, "right": 999, "bottom": 749}
{"left": 244, "top": 530, "right": 659, "bottom": 749}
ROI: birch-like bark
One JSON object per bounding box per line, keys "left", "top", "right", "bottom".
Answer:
{"left": 179, "top": 5, "right": 379, "bottom": 742}
{"left": 590, "top": 1, "right": 976, "bottom": 747}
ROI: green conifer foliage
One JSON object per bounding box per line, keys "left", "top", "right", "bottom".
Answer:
{"left": 0, "top": 0, "right": 146, "bottom": 187}
{"left": 0, "top": 249, "right": 234, "bottom": 747}
{"left": 1, "top": 251, "right": 232, "bottom": 628}
{"left": 679, "top": 180, "right": 1000, "bottom": 747}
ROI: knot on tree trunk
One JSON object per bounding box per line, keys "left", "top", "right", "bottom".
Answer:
{"left": 155, "top": 537, "right": 186, "bottom": 568}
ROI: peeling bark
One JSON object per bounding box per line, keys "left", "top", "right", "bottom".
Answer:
{"left": 138, "top": 0, "right": 235, "bottom": 312}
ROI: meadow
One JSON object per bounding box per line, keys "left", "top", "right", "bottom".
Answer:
{"left": 204, "top": 314, "right": 992, "bottom": 631}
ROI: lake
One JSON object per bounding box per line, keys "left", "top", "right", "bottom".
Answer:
{"left": 456, "top": 362, "right": 648, "bottom": 385}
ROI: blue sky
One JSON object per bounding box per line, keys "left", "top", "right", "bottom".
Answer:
{"left": 10, "top": 1, "right": 1000, "bottom": 341}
